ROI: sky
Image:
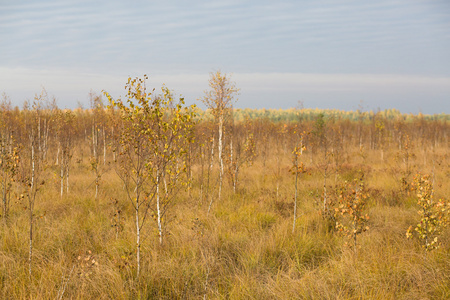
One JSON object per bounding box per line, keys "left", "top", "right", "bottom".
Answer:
{"left": 1, "top": 0, "right": 450, "bottom": 114}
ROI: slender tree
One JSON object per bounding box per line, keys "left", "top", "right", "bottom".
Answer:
{"left": 227, "top": 120, "right": 255, "bottom": 193}
{"left": 333, "top": 175, "right": 370, "bottom": 252}
{"left": 89, "top": 93, "right": 107, "bottom": 199}
{"left": 104, "top": 75, "right": 196, "bottom": 278}
{"left": 289, "top": 128, "right": 307, "bottom": 233}
{"left": 313, "top": 113, "right": 332, "bottom": 216}
{"left": 105, "top": 76, "right": 153, "bottom": 278}
{"left": 19, "top": 89, "right": 50, "bottom": 279}
{"left": 55, "top": 110, "right": 75, "bottom": 198}
{"left": 407, "top": 173, "right": 450, "bottom": 252}
{"left": 147, "top": 87, "right": 196, "bottom": 245}
{"left": 0, "top": 95, "right": 20, "bottom": 225}
{"left": 201, "top": 71, "right": 239, "bottom": 214}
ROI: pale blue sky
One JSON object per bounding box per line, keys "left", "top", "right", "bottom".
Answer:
{"left": 1, "top": 0, "right": 449, "bottom": 113}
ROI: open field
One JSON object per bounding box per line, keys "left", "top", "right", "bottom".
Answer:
{"left": 0, "top": 100, "right": 449, "bottom": 299}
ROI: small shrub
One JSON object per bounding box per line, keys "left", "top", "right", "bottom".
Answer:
{"left": 406, "top": 173, "right": 450, "bottom": 251}
{"left": 333, "top": 175, "right": 370, "bottom": 250}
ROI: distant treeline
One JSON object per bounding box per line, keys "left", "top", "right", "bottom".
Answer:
{"left": 196, "top": 107, "right": 450, "bottom": 123}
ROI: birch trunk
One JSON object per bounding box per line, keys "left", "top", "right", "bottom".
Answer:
{"left": 135, "top": 177, "right": 141, "bottom": 278}
{"left": 103, "top": 127, "right": 106, "bottom": 165}
{"left": 156, "top": 171, "right": 163, "bottom": 245}
{"left": 293, "top": 162, "right": 298, "bottom": 233}
{"left": 218, "top": 115, "right": 224, "bottom": 202}
{"left": 66, "top": 164, "right": 69, "bottom": 194}
{"left": 207, "top": 137, "right": 215, "bottom": 214}
{"left": 29, "top": 142, "right": 35, "bottom": 279}
{"left": 60, "top": 163, "right": 64, "bottom": 198}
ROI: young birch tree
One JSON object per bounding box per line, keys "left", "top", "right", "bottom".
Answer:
{"left": 333, "top": 175, "right": 370, "bottom": 252}
{"left": 313, "top": 113, "right": 333, "bottom": 218}
{"left": 20, "top": 90, "right": 50, "bottom": 279}
{"left": 0, "top": 95, "right": 20, "bottom": 225}
{"left": 290, "top": 129, "right": 307, "bottom": 233}
{"left": 104, "top": 75, "right": 196, "bottom": 278}
{"left": 89, "top": 93, "right": 107, "bottom": 199}
{"left": 147, "top": 87, "right": 196, "bottom": 245}
{"left": 202, "top": 71, "right": 239, "bottom": 214}
{"left": 59, "top": 110, "right": 75, "bottom": 197}
{"left": 227, "top": 120, "right": 256, "bottom": 193}
{"left": 407, "top": 173, "right": 450, "bottom": 252}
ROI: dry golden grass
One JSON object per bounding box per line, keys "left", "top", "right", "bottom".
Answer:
{"left": 0, "top": 139, "right": 449, "bottom": 299}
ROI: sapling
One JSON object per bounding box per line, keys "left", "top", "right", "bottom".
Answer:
{"left": 149, "top": 87, "right": 196, "bottom": 245}
{"left": 226, "top": 120, "right": 256, "bottom": 193}
{"left": 333, "top": 174, "right": 370, "bottom": 251}
{"left": 89, "top": 93, "right": 108, "bottom": 199}
{"left": 396, "top": 135, "right": 415, "bottom": 194}
{"left": 289, "top": 130, "right": 307, "bottom": 233}
{"left": 110, "top": 198, "right": 124, "bottom": 239}
{"left": 55, "top": 110, "right": 75, "bottom": 198}
{"left": 0, "top": 106, "right": 20, "bottom": 223}
{"left": 104, "top": 75, "right": 196, "bottom": 278}
{"left": 0, "top": 96, "right": 20, "bottom": 224}
{"left": 19, "top": 89, "right": 50, "bottom": 279}
{"left": 201, "top": 71, "right": 239, "bottom": 214}
{"left": 0, "top": 139, "right": 19, "bottom": 225}
{"left": 312, "top": 113, "right": 333, "bottom": 216}
{"left": 104, "top": 76, "right": 155, "bottom": 278}
{"left": 274, "top": 124, "right": 288, "bottom": 200}
{"left": 406, "top": 173, "right": 450, "bottom": 251}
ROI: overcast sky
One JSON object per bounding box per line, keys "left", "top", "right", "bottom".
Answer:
{"left": 1, "top": 0, "right": 449, "bottom": 114}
